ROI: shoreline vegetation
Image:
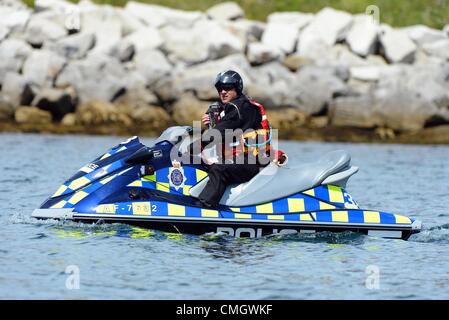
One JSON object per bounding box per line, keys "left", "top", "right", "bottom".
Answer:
{"left": 1, "top": 0, "right": 449, "bottom": 144}
{"left": 33, "top": 0, "right": 449, "bottom": 30}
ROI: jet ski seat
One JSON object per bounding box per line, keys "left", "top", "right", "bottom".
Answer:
{"left": 189, "top": 150, "right": 358, "bottom": 207}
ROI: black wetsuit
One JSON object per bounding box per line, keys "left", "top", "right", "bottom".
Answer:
{"left": 198, "top": 95, "right": 263, "bottom": 207}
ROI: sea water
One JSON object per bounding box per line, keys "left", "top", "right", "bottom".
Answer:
{"left": 0, "top": 133, "right": 448, "bottom": 299}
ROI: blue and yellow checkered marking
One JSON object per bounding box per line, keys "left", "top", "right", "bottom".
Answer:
{"left": 52, "top": 159, "right": 126, "bottom": 198}
{"left": 127, "top": 166, "right": 208, "bottom": 196}
{"left": 91, "top": 201, "right": 413, "bottom": 227}
{"left": 50, "top": 168, "right": 131, "bottom": 209}
{"left": 124, "top": 179, "right": 357, "bottom": 215}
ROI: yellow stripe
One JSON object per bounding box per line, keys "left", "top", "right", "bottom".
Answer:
{"left": 235, "top": 213, "right": 251, "bottom": 219}
{"left": 156, "top": 182, "right": 170, "bottom": 192}
{"left": 268, "top": 215, "right": 285, "bottom": 220}
{"left": 319, "top": 202, "right": 336, "bottom": 210}
{"left": 68, "top": 177, "right": 91, "bottom": 190}
{"left": 52, "top": 185, "right": 68, "bottom": 197}
{"left": 51, "top": 200, "right": 67, "bottom": 209}
{"left": 96, "top": 204, "right": 116, "bottom": 214}
{"left": 67, "top": 191, "right": 89, "bottom": 205}
{"left": 328, "top": 185, "right": 344, "bottom": 203}
{"left": 287, "top": 198, "right": 305, "bottom": 212}
{"left": 256, "top": 203, "right": 273, "bottom": 214}
{"left": 332, "top": 211, "right": 348, "bottom": 222}
{"left": 303, "top": 189, "right": 315, "bottom": 197}
{"left": 128, "top": 180, "right": 143, "bottom": 187}
{"left": 183, "top": 185, "right": 191, "bottom": 195}
{"left": 100, "top": 153, "right": 111, "bottom": 160}
{"left": 196, "top": 169, "right": 208, "bottom": 182}
{"left": 143, "top": 173, "right": 156, "bottom": 181}
{"left": 364, "top": 211, "right": 380, "bottom": 223}
{"left": 100, "top": 175, "right": 116, "bottom": 185}
{"left": 132, "top": 202, "right": 151, "bottom": 215}
{"left": 299, "top": 213, "right": 314, "bottom": 221}
{"left": 394, "top": 214, "right": 411, "bottom": 224}
{"left": 230, "top": 207, "right": 241, "bottom": 212}
{"left": 201, "top": 209, "right": 219, "bottom": 217}
{"left": 168, "top": 204, "right": 185, "bottom": 216}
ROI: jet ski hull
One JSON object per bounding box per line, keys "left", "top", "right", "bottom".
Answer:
{"left": 32, "top": 206, "right": 421, "bottom": 240}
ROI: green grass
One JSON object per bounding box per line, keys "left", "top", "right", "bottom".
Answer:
{"left": 23, "top": 0, "right": 449, "bottom": 29}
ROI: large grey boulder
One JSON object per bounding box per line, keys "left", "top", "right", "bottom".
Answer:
{"left": 44, "top": 32, "right": 95, "bottom": 60}
{"left": 0, "top": 72, "right": 34, "bottom": 107}
{"left": 121, "top": 26, "right": 163, "bottom": 53}
{"left": 0, "top": 5, "right": 31, "bottom": 33}
{"left": 206, "top": 2, "right": 244, "bottom": 21}
{"left": 124, "top": 1, "right": 204, "bottom": 29}
{"left": 291, "top": 65, "right": 349, "bottom": 115}
{"left": 331, "top": 64, "right": 449, "bottom": 131}
{"left": 326, "top": 44, "right": 369, "bottom": 67}
{"left": 297, "top": 7, "right": 353, "bottom": 57}
{"left": 349, "top": 66, "right": 381, "bottom": 82}
{"left": 295, "top": 42, "right": 368, "bottom": 67}
{"left": 115, "top": 7, "right": 147, "bottom": 36}
{"left": 114, "top": 70, "right": 159, "bottom": 107}
{"left": 160, "top": 20, "right": 244, "bottom": 65}
{"left": 24, "top": 15, "right": 67, "bottom": 47}
{"left": 263, "top": 13, "right": 313, "bottom": 54}
{"left": 56, "top": 53, "right": 127, "bottom": 103}
{"left": 22, "top": 49, "right": 67, "bottom": 88}
{"left": 262, "top": 23, "right": 301, "bottom": 55}
{"left": 109, "top": 40, "right": 134, "bottom": 62}
{"left": 134, "top": 48, "right": 172, "bottom": 86}
{"left": 31, "top": 87, "right": 77, "bottom": 120}
{"left": 0, "top": 38, "right": 32, "bottom": 84}
{"left": 220, "top": 19, "right": 265, "bottom": 44}
{"left": 0, "top": 24, "right": 9, "bottom": 42}
{"left": 403, "top": 25, "right": 447, "bottom": 47}
{"left": 329, "top": 92, "right": 436, "bottom": 132}
{"left": 80, "top": 6, "right": 123, "bottom": 55}
{"left": 346, "top": 14, "right": 379, "bottom": 57}
{"left": 422, "top": 39, "right": 449, "bottom": 60}
{"left": 403, "top": 64, "right": 449, "bottom": 109}
{"left": 379, "top": 25, "right": 417, "bottom": 63}
{"left": 246, "top": 62, "right": 296, "bottom": 108}
{"left": 330, "top": 95, "right": 383, "bottom": 128}
{"left": 171, "top": 53, "right": 252, "bottom": 101}
{"left": 247, "top": 42, "right": 283, "bottom": 65}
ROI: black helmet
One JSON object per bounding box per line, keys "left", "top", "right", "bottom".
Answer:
{"left": 214, "top": 70, "right": 243, "bottom": 94}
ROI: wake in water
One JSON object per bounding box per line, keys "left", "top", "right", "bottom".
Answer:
{"left": 409, "top": 223, "right": 449, "bottom": 243}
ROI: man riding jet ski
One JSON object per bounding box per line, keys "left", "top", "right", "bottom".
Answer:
{"left": 197, "top": 70, "right": 285, "bottom": 208}
{"left": 31, "top": 73, "right": 421, "bottom": 240}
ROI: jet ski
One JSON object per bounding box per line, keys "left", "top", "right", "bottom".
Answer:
{"left": 32, "top": 126, "right": 422, "bottom": 240}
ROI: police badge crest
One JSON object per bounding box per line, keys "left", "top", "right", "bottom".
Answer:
{"left": 168, "top": 160, "right": 186, "bottom": 191}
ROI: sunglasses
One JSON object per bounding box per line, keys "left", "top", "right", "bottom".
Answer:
{"left": 217, "top": 85, "right": 235, "bottom": 92}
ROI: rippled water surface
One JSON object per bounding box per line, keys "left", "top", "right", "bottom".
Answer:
{"left": 1, "top": 133, "right": 449, "bottom": 299}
